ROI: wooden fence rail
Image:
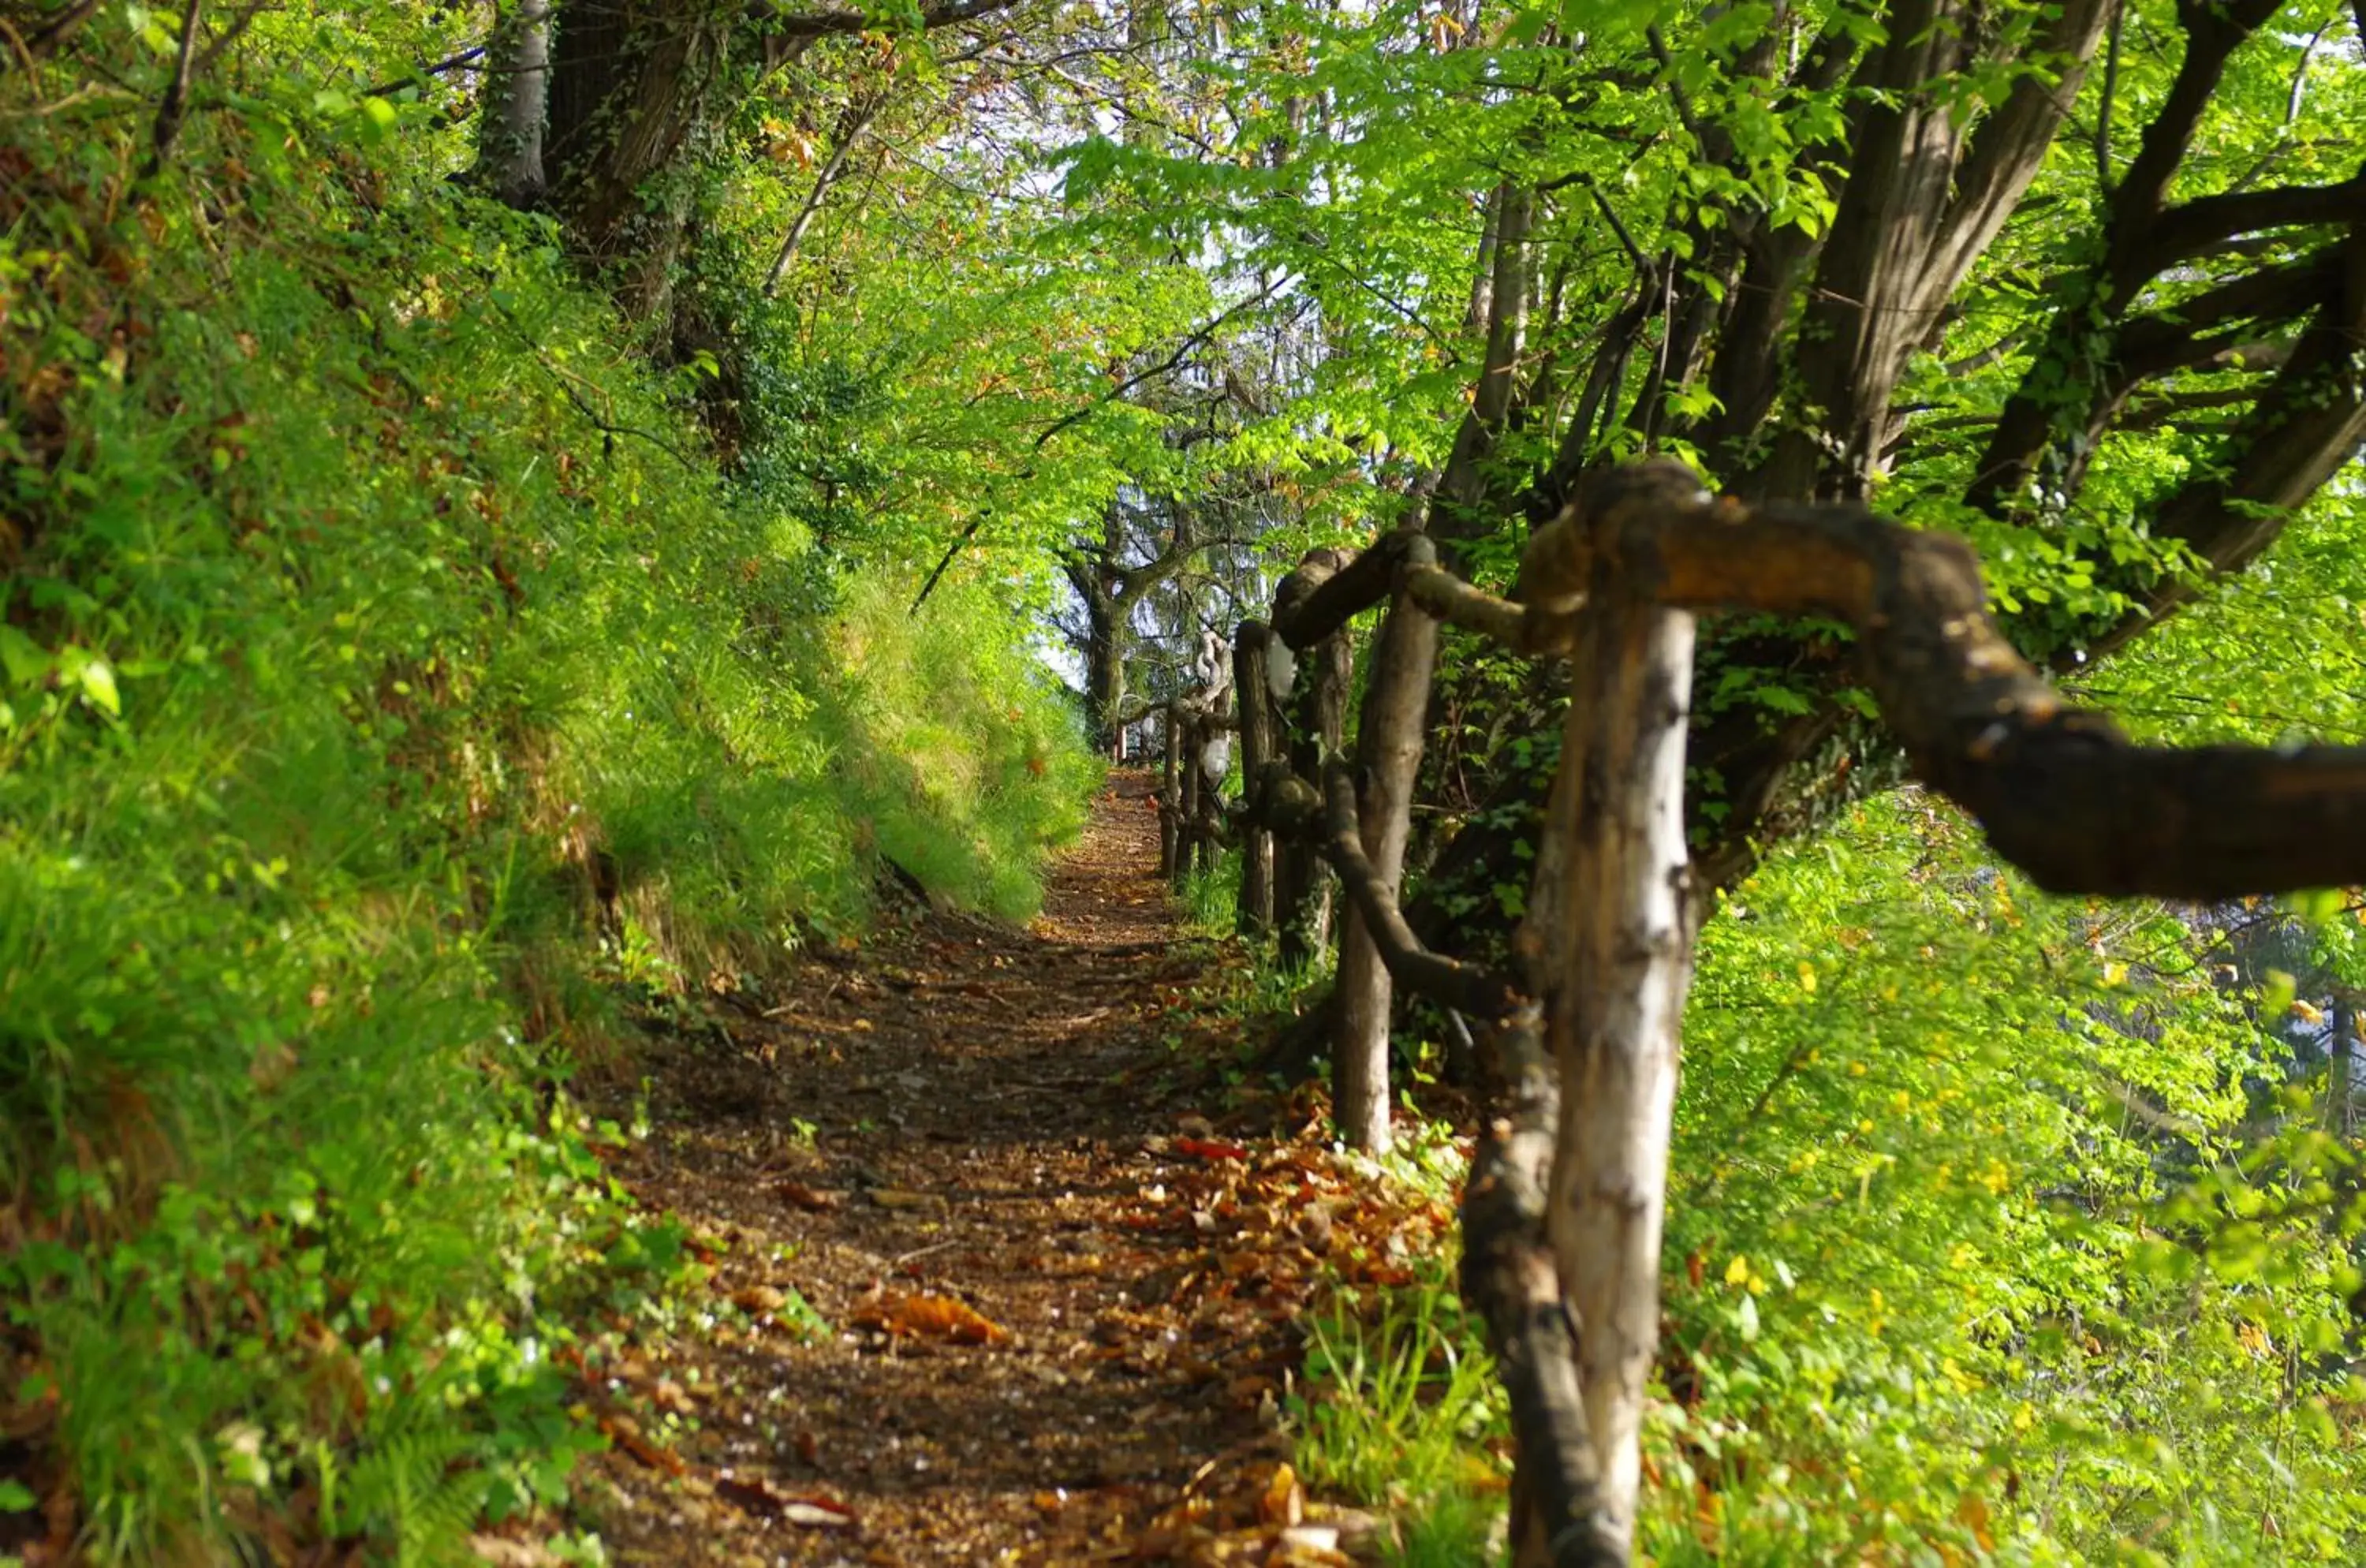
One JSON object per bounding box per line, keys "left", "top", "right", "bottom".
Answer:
{"left": 1152, "top": 458, "right": 2366, "bottom": 1563}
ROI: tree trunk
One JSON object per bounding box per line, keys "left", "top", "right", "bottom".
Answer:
{"left": 1085, "top": 597, "right": 1129, "bottom": 756}
{"left": 2332, "top": 996, "right": 2356, "bottom": 1138}
{"left": 477, "top": 0, "right": 552, "bottom": 207}
{"left": 1174, "top": 711, "right": 1201, "bottom": 890}
{"left": 1526, "top": 569, "right": 1699, "bottom": 1550}
{"left": 543, "top": 0, "right": 737, "bottom": 319}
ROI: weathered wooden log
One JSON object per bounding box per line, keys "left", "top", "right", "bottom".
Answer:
{"left": 1528, "top": 566, "right": 1699, "bottom": 1551}
{"left": 1460, "top": 1010, "right": 1622, "bottom": 1568}
{"left": 1276, "top": 558, "right": 1353, "bottom": 969}
{"left": 1403, "top": 562, "right": 1577, "bottom": 655}
{"left": 1334, "top": 536, "right": 1446, "bottom": 1152}
{"left": 1319, "top": 762, "right": 1524, "bottom": 1021}
{"left": 1233, "top": 621, "right": 1277, "bottom": 934}
{"left": 1521, "top": 459, "right": 2366, "bottom": 898}
{"left": 1271, "top": 531, "right": 1419, "bottom": 651}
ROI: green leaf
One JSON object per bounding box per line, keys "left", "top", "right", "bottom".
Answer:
{"left": 2282, "top": 887, "right": 2345, "bottom": 928}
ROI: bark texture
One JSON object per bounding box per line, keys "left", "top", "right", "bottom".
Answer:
{"left": 477, "top": 0, "right": 552, "bottom": 207}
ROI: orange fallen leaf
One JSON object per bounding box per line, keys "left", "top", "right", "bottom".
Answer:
{"left": 851, "top": 1290, "right": 1009, "bottom": 1345}
{"left": 598, "top": 1413, "right": 685, "bottom": 1476}
{"left": 1175, "top": 1137, "right": 1248, "bottom": 1162}
{"left": 731, "top": 1285, "right": 788, "bottom": 1314}
{"left": 774, "top": 1180, "right": 841, "bottom": 1212}
{"left": 1260, "top": 1462, "right": 1305, "bottom": 1528}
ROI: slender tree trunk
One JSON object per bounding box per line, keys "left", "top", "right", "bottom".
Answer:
{"left": 477, "top": 0, "right": 552, "bottom": 207}
{"left": 763, "top": 95, "right": 883, "bottom": 295}
{"left": 1174, "top": 712, "right": 1201, "bottom": 890}
{"left": 1525, "top": 551, "right": 1700, "bottom": 1550}
{"left": 2331, "top": 996, "right": 2356, "bottom": 1137}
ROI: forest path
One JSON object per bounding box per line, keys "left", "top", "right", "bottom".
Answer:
{"left": 579, "top": 771, "right": 1386, "bottom": 1566}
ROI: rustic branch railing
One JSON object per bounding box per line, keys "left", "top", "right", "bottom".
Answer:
{"left": 1157, "top": 457, "right": 2366, "bottom": 1563}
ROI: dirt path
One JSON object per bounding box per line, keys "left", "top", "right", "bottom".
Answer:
{"left": 574, "top": 771, "right": 1406, "bottom": 1566}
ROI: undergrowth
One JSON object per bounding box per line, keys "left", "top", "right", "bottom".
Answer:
{"left": 1288, "top": 1125, "right": 1506, "bottom": 1566}
{"left": 0, "top": 25, "right": 1092, "bottom": 1563}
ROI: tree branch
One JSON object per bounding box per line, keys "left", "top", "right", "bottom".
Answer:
{"left": 139, "top": 0, "right": 203, "bottom": 179}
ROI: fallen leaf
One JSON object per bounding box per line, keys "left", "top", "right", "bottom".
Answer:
{"left": 850, "top": 1290, "right": 1009, "bottom": 1345}
{"left": 651, "top": 1378, "right": 696, "bottom": 1416}
{"left": 731, "top": 1285, "right": 787, "bottom": 1315}
{"left": 468, "top": 1533, "right": 559, "bottom": 1566}
{"left": 598, "top": 1413, "right": 685, "bottom": 1476}
{"left": 715, "top": 1473, "right": 857, "bottom": 1529}
{"left": 867, "top": 1187, "right": 939, "bottom": 1211}
{"left": 1260, "top": 1462, "right": 1305, "bottom": 1528}
{"left": 774, "top": 1180, "right": 842, "bottom": 1212}
{"left": 1175, "top": 1137, "right": 1250, "bottom": 1162}
{"left": 1274, "top": 1525, "right": 1355, "bottom": 1563}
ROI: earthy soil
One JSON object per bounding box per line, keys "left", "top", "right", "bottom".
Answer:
{"left": 565, "top": 771, "right": 1438, "bottom": 1566}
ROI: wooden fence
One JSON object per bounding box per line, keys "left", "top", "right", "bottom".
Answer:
{"left": 1155, "top": 457, "right": 2366, "bottom": 1565}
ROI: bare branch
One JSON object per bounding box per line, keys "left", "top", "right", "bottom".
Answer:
{"left": 140, "top": 0, "right": 204, "bottom": 179}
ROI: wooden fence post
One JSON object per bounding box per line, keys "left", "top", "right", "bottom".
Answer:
{"left": 1174, "top": 710, "right": 1200, "bottom": 890}
{"left": 1530, "top": 556, "right": 1698, "bottom": 1549}
{"left": 1332, "top": 537, "right": 1442, "bottom": 1153}
{"left": 1233, "top": 622, "right": 1276, "bottom": 934}
{"left": 1278, "top": 623, "right": 1350, "bottom": 969}
{"left": 1158, "top": 700, "right": 1181, "bottom": 879}
{"left": 1271, "top": 550, "right": 1352, "bottom": 969}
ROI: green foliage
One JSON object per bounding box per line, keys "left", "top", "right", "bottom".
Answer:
{"left": 1177, "top": 848, "right": 1246, "bottom": 937}
{"left": 0, "top": 15, "right": 1095, "bottom": 1561}
{"left": 1295, "top": 788, "right": 2365, "bottom": 1564}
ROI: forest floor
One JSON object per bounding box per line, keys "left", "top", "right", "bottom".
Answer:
{"left": 566, "top": 771, "right": 1439, "bottom": 1566}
